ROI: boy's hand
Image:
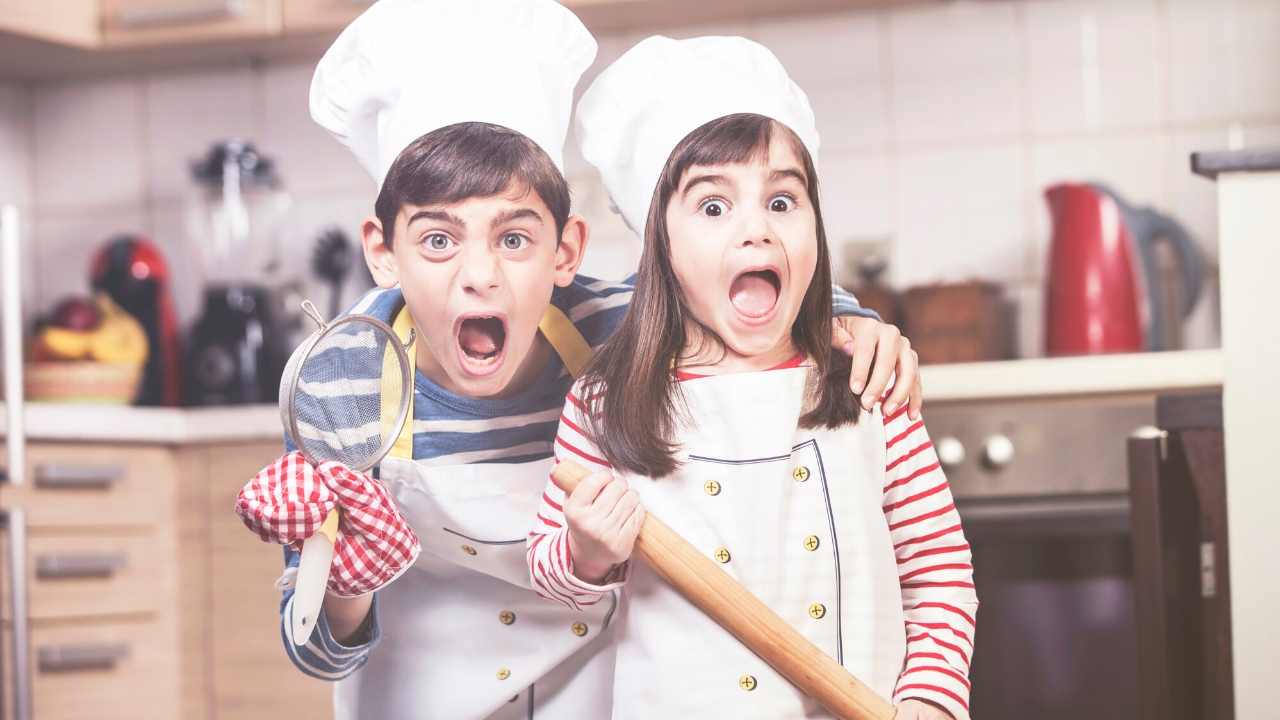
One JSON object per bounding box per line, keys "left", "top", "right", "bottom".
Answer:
{"left": 833, "top": 316, "right": 923, "bottom": 419}
{"left": 894, "top": 699, "right": 954, "bottom": 720}
{"left": 236, "top": 451, "right": 420, "bottom": 597}
{"left": 563, "top": 470, "right": 644, "bottom": 585}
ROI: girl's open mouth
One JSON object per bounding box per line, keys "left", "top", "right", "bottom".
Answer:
{"left": 456, "top": 315, "right": 507, "bottom": 376}
{"left": 728, "top": 268, "right": 781, "bottom": 322}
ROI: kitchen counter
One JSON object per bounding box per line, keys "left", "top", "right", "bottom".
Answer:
{"left": 0, "top": 402, "right": 282, "bottom": 443}
{"left": 0, "top": 350, "right": 1223, "bottom": 441}
{"left": 922, "top": 348, "right": 1223, "bottom": 402}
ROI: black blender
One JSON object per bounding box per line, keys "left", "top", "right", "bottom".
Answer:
{"left": 185, "top": 140, "right": 297, "bottom": 405}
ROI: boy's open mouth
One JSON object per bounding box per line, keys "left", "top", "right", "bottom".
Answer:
{"left": 456, "top": 314, "right": 507, "bottom": 374}
{"left": 729, "top": 267, "right": 781, "bottom": 321}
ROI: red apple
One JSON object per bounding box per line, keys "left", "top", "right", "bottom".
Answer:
{"left": 50, "top": 297, "right": 101, "bottom": 331}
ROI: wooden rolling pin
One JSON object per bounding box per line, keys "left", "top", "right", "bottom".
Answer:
{"left": 551, "top": 460, "right": 896, "bottom": 720}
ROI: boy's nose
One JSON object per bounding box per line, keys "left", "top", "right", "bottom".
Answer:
{"left": 459, "top": 246, "right": 502, "bottom": 294}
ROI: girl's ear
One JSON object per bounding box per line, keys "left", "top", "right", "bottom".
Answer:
{"left": 553, "top": 214, "right": 590, "bottom": 287}
{"left": 362, "top": 215, "right": 399, "bottom": 288}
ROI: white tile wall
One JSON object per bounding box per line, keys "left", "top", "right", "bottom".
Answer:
{"left": 7, "top": 0, "right": 1273, "bottom": 351}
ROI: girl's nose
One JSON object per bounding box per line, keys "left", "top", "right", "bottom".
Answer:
{"left": 737, "top": 209, "right": 774, "bottom": 247}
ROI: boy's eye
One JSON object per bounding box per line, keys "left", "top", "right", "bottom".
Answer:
{"left": 500, "top": 233, "right": 528, "bottom": 250}
{"left": 424, "top": 233, "right": 453, "bottom": 251}
{"left": 700, "top": 199, "right": 728, "bottom": 217}
{"left": 769, "top": 195, "right": 796, "bottom": 212}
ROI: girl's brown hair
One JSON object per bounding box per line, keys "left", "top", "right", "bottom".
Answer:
{"left": 580, "top": 113, "right": 859, "bottom": 478}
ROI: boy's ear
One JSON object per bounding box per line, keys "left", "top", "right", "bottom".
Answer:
{"left": 553, "top": 214, "right": 590, "bottom": 287}
{"left": 362, "top": 215, "right": 399, "bottom": 288}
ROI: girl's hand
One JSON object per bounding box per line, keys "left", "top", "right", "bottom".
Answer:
{"left": 563, "top": 470, "right": 645, "bottom": 585}
{"left": 894, "top": 698, "right": 954, "bottom": 720}
{"left": 833, "top": 316, "right": 923, "bottom": 419}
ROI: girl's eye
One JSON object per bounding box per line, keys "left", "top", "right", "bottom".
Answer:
{"left": 700, "top": 199, "right": 728, "bottom": 217}
{"left": 500, "top": 233, "right": 528, "bottom": 250}
{"left": 424, "top": 233, "right": 453, "bottom": 251}
{"left": 769, "top": 195, "right": 796, "bottom": 213}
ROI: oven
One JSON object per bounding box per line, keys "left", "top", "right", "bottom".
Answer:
{"left": 926, "top": 391, "right": 1231, "bottom": 719}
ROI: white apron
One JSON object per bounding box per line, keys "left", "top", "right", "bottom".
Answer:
{"left": 333, "top": 306, "right": 617, "bottom": 720}
{"left": 610, "top": 365, "right": 906, "bottom": 719}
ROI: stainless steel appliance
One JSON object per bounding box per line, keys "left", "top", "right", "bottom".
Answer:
{"left": 1, "top": 204, "right": 33, "bottom": 719}
{"left": 926, "top": 391, "right": 1231, "bottom": 719}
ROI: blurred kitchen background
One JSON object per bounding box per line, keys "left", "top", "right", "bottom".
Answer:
{"left": 0, "top": 1, "right": 1276, "bottom": 719}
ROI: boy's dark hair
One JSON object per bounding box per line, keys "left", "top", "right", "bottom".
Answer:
{"left": 580, "top": 113, "right": 859, "bottom": 478}
{"left": 374, "top": 122, "right": 571, "bottom": 247}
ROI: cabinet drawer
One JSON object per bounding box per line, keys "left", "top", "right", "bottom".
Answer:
{"left": 2, "top": 444, "right": 173, "bottom": 530}
{"left": 100, "top": 0, "right": 280, "bottom": 47}
{"left": 4, "top": 619, "right": 179, "bottom": 719}
{"left": 1, "top": 532, "right": 163, "bottom": 621}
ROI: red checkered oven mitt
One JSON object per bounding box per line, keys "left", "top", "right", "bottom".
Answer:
{"left": 234, "top": 451, "right": 421, "bottom": 597}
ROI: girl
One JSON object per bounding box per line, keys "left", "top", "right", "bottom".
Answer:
{"left": 528, "top": 37, "right": 977, "bottom": 720}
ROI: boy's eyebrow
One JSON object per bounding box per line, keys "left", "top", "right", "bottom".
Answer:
{"left": 407, "top": 209, "right": 465, "bottom": 228}
{"left": 490, "top": 208, "right": 544, "bottom": 228}
{"left": 770, "top": 168, "right": 808, "bottom": 185}
{"left": 681, "top": 173, "right": 729, "bottom": 199}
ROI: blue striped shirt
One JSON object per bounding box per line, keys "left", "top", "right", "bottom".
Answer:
{"left": 278, "top": 274, "right": 872, "bottom": 678}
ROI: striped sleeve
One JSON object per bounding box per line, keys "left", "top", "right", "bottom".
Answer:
{"left": 832, "top": 283, "right": 879, "bottom": 320}
{"left": 881, "top": 407, "right": 978, "bottom": 720}
{"left": 278, "top": 546, "right": 381, "bottom": 680}
{"left": 527, "top": 387, "right": 628, "bottom": 610}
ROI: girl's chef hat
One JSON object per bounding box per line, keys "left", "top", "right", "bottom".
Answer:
{"left": 310, "top": 0, "right": 597, "bottom": 187}
{"left": 576, "top": 35, "right": 820, "bottom": 235}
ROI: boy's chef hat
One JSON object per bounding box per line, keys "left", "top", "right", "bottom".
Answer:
{"left": 311, "top": 0, "right": 596, "bottom": 187}
{"left": 576, "top": 35, "right": 820, "bottom": 235}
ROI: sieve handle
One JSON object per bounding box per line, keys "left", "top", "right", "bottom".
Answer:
{"left": 291, "top": 508, "right": 340, "bottom": 645}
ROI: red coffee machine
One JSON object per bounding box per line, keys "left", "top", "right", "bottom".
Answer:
{"left": 1044, "top": 183, "right": 1203, "bottom": 356}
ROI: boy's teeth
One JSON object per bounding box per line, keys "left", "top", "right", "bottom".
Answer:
{"left": 730, "top": 271, "right": 779, "bottom": 318}
{"left": 459, "top": 316, "right": 505, "bottom": 359}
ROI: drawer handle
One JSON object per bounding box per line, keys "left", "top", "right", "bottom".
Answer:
{"left": 35, "top": 552, "right": 127, "bottom": 580}
{"left": 38, "top": 643, "right": 129, "bottom": 673}
{"left": 34, "top": 464, "right": 124, "bottom": 490}
{"left": 112, "top": 0, "right": 246, "bottom": 29}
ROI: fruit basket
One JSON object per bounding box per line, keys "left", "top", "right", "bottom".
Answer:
{"left": 25, "top": 361, "right": 143, "bottom": 404}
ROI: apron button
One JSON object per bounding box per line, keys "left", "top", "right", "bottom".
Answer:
{"left": 793, "top": 466, "right": 810, "bottom": 482}
{"left": 739, "top": 674, "right": 757, "bottom": 691}
{"left": 499, "top": 611, "right": 516, "bottom": 626}
{"left": 461, "top": 544, "right": 478, "bottom": 556}
{"left": 713, "top": 547, "right": 731, "bottom": 564}
{"left": 809, "top": 602, "right": 827, "bottom": 619}
{"left": 496, "top": 667, "right": 511, "bottom": 681}
{"left": 571, "top": 622, "right": 589, "bottom": 637}
{"left": 803, "top": 535, "right": 820, "bottom": 552}
{"left": 703, "top": 480, "right": 721, "bottom": 496}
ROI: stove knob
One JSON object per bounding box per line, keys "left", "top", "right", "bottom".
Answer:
{"left": 935, "top": 436, "right": 966, "bottom": 469}
{"left": 982, "top": 434, "right": 1015, "bottom": 469}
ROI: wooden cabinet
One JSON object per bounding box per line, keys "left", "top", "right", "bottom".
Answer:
{"left": 0, "top": 438, "right": 330, "bottom": 719}
{"left": 99, "top": 0, "right": 282, "bottom": 48}
{"left": 0, "top": 0, "right": 98, "bottom": 47}
{"left": 282, "top": 0, "right": 373, "bottom": 34}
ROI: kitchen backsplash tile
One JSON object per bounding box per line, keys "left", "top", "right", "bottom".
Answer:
{"left": 9, "top": 0, "right": 1268, "bottom": 352}
{"left": 259, "top": 61, "right": 374, "bottom": 196}
{"left": 0, "top": 84, "right": 31, "bottom": 209}
{"left": 32, "top": 77, "right": 146, "bottom": 212}
{"left": 144, "top": 64, "right": 262, "bottom": 203}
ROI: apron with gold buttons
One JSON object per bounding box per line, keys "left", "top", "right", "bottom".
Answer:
{"left": 333, "top": 306, "right": 617, "bottom": 720}
{"left": 609, "top": 365, "right": 905, "bottom": 719}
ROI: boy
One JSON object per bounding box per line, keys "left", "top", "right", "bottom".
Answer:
{"left": 235, "top": 1, "right": 922, "bottom": 718}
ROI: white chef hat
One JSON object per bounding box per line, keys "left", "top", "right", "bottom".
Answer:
{"left": 310, "top": 0, "right": 597, "bottom": 188}
{"left": 576, "top": 35, "right": 820, "bottom": 236}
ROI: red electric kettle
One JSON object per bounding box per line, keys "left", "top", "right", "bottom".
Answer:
{"left": 1044, "top": 183, "right": 1204, "bottom": 356}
